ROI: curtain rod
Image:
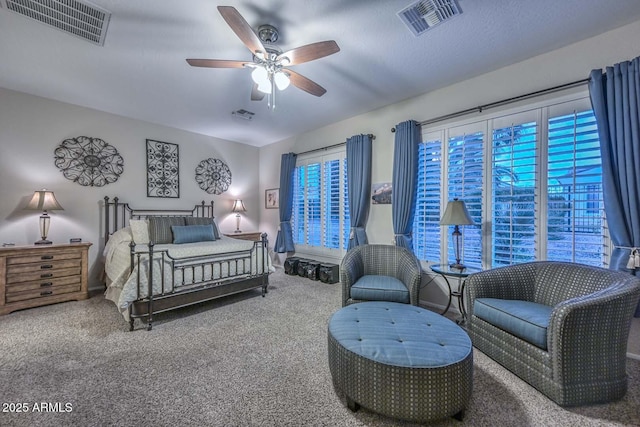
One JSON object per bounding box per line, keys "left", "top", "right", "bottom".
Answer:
{"left": 390, "top": 78, "right": 590, "bottom": 132}
{"left": 295, "top": 134, "right": 376, "bottom": 156}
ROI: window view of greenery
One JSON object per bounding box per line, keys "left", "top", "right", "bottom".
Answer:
{"left": 413, "top": 99, "right": 607, "bottom": 269}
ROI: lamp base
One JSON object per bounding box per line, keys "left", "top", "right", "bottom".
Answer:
{"left": 35, "top": 239, "right": 53, "bottom": 245}
{"left": 234, "top": 230, "right": 242, "bottom": 234}
{"left": 449, "top": 262, "right": 466, "bottom": 270}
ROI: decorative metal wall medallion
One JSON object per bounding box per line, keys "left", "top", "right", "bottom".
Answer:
{"left": 54, "top": 136, "right": 124, "bottom": 187}
{"left": 146, "top": 139, "right": 179, "bottom": 198}
{"left": 195, "top": 158, "right": 232, "bottom": 194}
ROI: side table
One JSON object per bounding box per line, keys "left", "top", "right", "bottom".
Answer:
{"left": 223, "top": 231, "right": 264, "bottom": 242}
{"left": 430, "top": 264, "right": 482, "bottom": 324}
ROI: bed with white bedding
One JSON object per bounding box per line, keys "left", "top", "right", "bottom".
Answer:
{"left": 102, "top": 197, "right": 273, "bottom": 331}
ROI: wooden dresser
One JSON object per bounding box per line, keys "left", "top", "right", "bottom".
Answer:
{"left": 0, "top": 242, "right": 91, "bottom": 315}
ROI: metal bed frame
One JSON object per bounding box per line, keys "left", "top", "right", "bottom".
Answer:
{"left": 103, "top": 197, "right": 269, "bottom": 331}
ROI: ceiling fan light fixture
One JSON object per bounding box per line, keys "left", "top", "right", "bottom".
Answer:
{"left": 251, "top": 66, "right": 269, "bottom": 85}
{"left": 257, "top": 79, "right": 272, "bottom": 94}
{"left": 274, "top": 71, "right": 290, "bottom": 90}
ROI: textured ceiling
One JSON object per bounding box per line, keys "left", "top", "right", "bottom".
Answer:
{"left": 1, "top": 0, "right": 640, "bottom": 147}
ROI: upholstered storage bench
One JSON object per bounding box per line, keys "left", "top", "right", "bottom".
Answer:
{"left": 328, "top": 302, "right": 473, "bottom": 422}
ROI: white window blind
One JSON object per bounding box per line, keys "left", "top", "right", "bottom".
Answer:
{"left": 291, "top": 148, "right": 350, "bottom": 257}
{"left": 413, "top": 135, "right": 442, "bottom": 261}
{"left": 447, "top": 127, "right": 483, "bottom": 269}
{"left": 546, "top": 104, "right": 605, "bottom": 266}
{"left": 413, "top": 94, "right": 609, "bottom": 269}
{"left": 491, "top": 111, "right": 538, "bottom": 267}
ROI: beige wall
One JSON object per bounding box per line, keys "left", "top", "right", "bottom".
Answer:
{"left": 0, "top": 88, "right": 261, "bottom": 289}
{"left": 258, "top": 19, "right": 640, "bottom": 310}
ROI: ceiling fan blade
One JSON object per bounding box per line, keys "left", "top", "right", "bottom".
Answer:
{"left": 217, "top": 6, "right": 265, "bottom": 56}
{"left": 251, "top": 83, "right": 265, "bottom": 101}
{"left": 186, "top": 59, "right": 248, "bottom": 68}
{"left": 286, "top": 69, "right": 327, "bottom": 97}
{"left": 277, "top": 40, "right": 340, "bottom": 65}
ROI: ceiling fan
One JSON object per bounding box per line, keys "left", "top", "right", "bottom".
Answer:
{"left": 186, "top": 6, "right": 340, "bottom": 109}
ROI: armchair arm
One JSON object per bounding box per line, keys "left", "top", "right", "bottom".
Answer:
{"left": 396, "top": 251, "right": 422, "bottom": 306}
{"left": 465, "top": 263, "right": 538, "bottom": 318}
{"left": 340, "top": 249, "right": 364, "bottom": 306}
{"left": 547, "top": 281, "right": 640, "bottom": 382}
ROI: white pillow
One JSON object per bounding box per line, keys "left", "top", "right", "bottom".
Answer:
{"left": 130, "top": 219, "right": 150, "bottom": 245}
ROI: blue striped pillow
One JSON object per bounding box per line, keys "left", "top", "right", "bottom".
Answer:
{"left": 171, "top": 225, "right": 216, "bottom": 244}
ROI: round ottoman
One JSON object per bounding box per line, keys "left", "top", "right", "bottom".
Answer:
{"left": 328, "top": 301, "right": 473, "bottom": 422}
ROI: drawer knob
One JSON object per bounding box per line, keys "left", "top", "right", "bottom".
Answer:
{"left": 40, "top": 290, "right": 53, "bottom": 296}
{"left": 41, "top": 255, "right": 54, "bottom": 260}
{"left": 40, "top": 264, "right": 53, "bottom": 269}
{"left": 40, "top": 282, "right": 53, "bottom": 287}
{"left": 40, "top": 273, "right": 53, "bottom": 278}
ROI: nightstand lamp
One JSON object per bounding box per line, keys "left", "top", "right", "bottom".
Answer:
{"left": 25, "top": 189, "right": 64, "bottom": 245}
{"left": 440, "top": 198, "right": 474, "bottom": 269}
{"left": 231, "top": 199, "right": 246, "bottom": 233}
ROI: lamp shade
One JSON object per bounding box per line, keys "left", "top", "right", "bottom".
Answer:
{"left": 440, "top": 198, "right": 473, "bottom": 225}
{"left": 26, "top": 190, "right": 64, "bottom": 212}
{"left": 232, "top": 199, "right": 246, "bottom": 213}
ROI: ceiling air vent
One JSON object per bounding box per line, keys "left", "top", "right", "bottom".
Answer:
{"left": 232, "top": 109, "right": 255, "bottom": 121}
{"left": 398, "top": 0, "right": 462, "bottom": 37}
{"left": 0, "top": 0, "right": 111, "bottom": 45}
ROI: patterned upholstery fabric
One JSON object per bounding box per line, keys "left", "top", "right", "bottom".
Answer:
{"left": 328, "top": 302, "right": 473, "bottom": 422}
{"left": 349, "top": 275, "right": 410, "bottom": 304}
{"left": 340, "top": 244, "right": 422, "bottom": 306}
{"left": 466, "top": 261, "right": 640, "bottom": 406}
{"left": 148, "top": 216, "right": 186, "bottom": 244}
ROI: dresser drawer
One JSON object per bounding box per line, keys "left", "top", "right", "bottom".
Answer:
{"left": 7, "top": 251, "right": 81, "bottom": 266}
{"left": 5, "top": 283, "right": 82, "bottom": 303}
{"left": 6, "top": 260, "right": 81, "bottom": 283}
{"left": 5, "top": 275, "right": 81, "bottom": 294}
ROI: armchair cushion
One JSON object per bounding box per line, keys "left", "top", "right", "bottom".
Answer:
{"left": 474, "top": 298, "right": 552, "bottom": 350}
{"left": 350, "top": 275, "right": 410, "bottom": 304}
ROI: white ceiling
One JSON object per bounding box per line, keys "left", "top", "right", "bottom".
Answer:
{"left": 2, "top": 0, "right": 640, "bottom": 147}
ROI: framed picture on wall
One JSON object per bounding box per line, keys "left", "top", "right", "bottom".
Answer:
{"left": 146, "top": 139, "right": 179, "bottom": 198}
{"left": 265, "top": 188, "right": 279, "bottom": 209}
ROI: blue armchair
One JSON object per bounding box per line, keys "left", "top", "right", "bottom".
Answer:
{"left": 340, "top": 244, "right": 422, "bottom": 307}
{"left": 466, "top": 261, "right": 640, "bottom": 406}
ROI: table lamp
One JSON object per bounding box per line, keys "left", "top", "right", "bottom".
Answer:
{"left": 231, "top": 199, "right": 246, "bottom": 233}
{"left": 25, "top": 189, "right": 64, "bottom": 245}
{"left": 440, "top": 198, "right": 474, "bottom": 269}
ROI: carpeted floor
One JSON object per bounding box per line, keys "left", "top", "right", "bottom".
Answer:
{"left": 1, "top": 269, "right": 639, "bottom": 427}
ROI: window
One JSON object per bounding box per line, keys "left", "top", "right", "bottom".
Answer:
{"left": 413, "top": 95, "right": 609, "bottom": 269}
{"left": 291, "top": 148, "right": 350, "bottom": 259}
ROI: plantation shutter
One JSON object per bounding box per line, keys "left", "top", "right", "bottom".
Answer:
{"left": 546, "top": 100, "right": 605, "bottom": 266}
{"left": 413, "top": 131, "right": 443, "bottom": 261}
{"left": 490, "top": 111, "right": 538, "bottom": 267}
{"left": 447, "top": 125, "right": 484, "bottom": 268}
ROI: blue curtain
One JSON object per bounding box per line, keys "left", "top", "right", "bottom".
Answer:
{"left": 347, "top": 134, "right": 372, "bottom": 249}
{"left": 274, "top": 152, "right": 297, "bottom": 253}
{"left": 392, "top": 120, "right": 420, "bottom": 250}
{"left": 589, "top": 56, "right": 640, "bottom": 316}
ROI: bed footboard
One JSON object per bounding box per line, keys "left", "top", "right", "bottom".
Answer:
{"left": 128, "top": 235, "right": 270, "bottom": 331}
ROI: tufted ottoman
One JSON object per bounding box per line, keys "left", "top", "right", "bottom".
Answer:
{"left": 328, "top": 301, "right": 473, "bottom": 422}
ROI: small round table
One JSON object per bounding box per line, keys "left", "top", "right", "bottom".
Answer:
{"left": 430, "top": 264, "right": 482, "bottom": 324}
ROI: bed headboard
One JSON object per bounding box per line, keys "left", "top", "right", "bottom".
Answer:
{"left": 103, "top": 196, "right": 214, "bottom": 243}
